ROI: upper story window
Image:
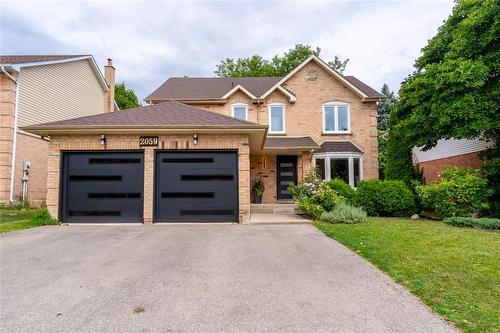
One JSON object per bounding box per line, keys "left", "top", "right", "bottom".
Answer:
{"left": 323, "top": 102, "right": 350, "bottom": 133}
{"left": 269, "top": 103, "right": 285, "bottom": 134}
{"left": 231, "top": 103, "right": 248, "bottom": 121}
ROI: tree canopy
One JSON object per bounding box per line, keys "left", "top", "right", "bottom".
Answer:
{"left": 377, "top": 84, "right": 397, "bottom": 131}
{"left": 215, "top": 44, "right": 349, "bottom": 77}
{"left": 115, "top": 82, "right": 140, "bottom": 110}
{"left": 386, "top": 0, "right": 499, "bottom": 185}
{"left": 396, "top": 0, "right": 499, "bottom": 148}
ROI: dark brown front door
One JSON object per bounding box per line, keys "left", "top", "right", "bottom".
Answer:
{"left": 277, "top": 155, "right": 297, "bottom": 200}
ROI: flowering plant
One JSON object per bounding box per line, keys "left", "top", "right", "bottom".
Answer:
{"left": 289, "top": 171, "right": 341, "bottom": 219}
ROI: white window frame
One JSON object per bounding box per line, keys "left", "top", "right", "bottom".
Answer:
{"left": 231, "top": 103, "right": 248, "bottom": 121}
{"left": 313, "top": 152, "right": 363, "bottom": 187}
{"left": 322, "top": 101, "right": 351, "bottom": 134}
{"left": 268, "top": 103, "right": 286, "bottom": 134}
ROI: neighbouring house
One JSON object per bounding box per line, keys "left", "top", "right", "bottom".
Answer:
{"left": 23, "top": 55, "right": 384, "bottom": 223}
{"left": 413, "top": 138, "right": 493, "bottom": 183}
{"left": 0, "top": 55, "right": 116, "bottom": 205}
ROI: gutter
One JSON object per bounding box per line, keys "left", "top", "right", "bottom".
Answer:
{"left": 1, "top": 66, "right": 19, "bottom": 203}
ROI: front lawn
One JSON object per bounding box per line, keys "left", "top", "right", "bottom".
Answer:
{"left": 0, "top": 208, "right": 44, "bottom": 233}
{"left": 315, "top": 218, "right": 499, "bottom": 333}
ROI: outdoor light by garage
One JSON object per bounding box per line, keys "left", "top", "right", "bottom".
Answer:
{"left": 193, "top": 133, "right": 198, "bottom": 145}
{"left": 100, "top": 134, "right": 106, "bottom": 146}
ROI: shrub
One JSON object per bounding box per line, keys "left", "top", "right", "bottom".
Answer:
{"left": 319, "top": 202, "right": 367, "bottom": 224}
{"left": 32, "top": 208, "right": 59, "bottom": 226}
{"left": 443, "top": 217, "right": 500, "bottom": 230}
{"left": 327, "top": 178, "right": 355, "bottom": 202}
{"left": 416, "top": 167, "right": 492, "bottom": 218}
{"left": 353, "top": 179, "right": 416, "bottom": 217}
{"left": 289, "top": 172, "right": 341, "bottom": 219}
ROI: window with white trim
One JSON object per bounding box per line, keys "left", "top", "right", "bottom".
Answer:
{"left": 268, "top": 103, "right": 285, "bottom": 133}
{"left": 313, "top": 152, "right": 362, "bottom": 187}
{"left": 231, "top": 103, "right": 248, "bottom": 121}
{"left": 323, "top": 102, "right": 350, "bottom": 133}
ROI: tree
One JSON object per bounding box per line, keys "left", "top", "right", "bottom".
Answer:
{"left": 115, "top": 82, "right": 140, "bottom": 110}
{"left": 386, "top": 0, "right": 499, "bottom": 188}
{"left": 377, "top": 84, "right": 396, "bottom": 131}
{"left": 215, "top": 44, "right": 349, "bottom": 77}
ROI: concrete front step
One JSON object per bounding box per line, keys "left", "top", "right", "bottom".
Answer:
{"left": 250, "top": 204, "right": 300, "bottom": 214}
{"left": 249, "top": 213, "right": 311, "bottom": 225}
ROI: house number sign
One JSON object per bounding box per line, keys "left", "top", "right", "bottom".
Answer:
{"left": 139, "top": 136, "right": 159, "bottom": 147}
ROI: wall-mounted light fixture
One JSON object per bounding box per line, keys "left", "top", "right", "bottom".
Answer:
{"left": 100, "top": 134, "right": 107, "bottom": 146}
{"left": 193, "top": 133, "right": 199, "bottom": 145}
{"left": 261, "top": 155, "right": 267, "bottom": 170}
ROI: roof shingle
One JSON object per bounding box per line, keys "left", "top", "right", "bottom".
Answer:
{"left": 146, "top": 77, "right": 283, "bottom": 101}
{"left": 0, "top": 55, "right": 88, "bottom": 65}
{"left": 22, "top": 102, "right": 264, "bottom": 129}
{"left": 264, "top": 137, "right": 320, "bottom": 149}
{"left": 344, "top": 76, "right": 384, "bottom": 98}
{"left": 317, "top": 141, "right": 363, "bottom": 153}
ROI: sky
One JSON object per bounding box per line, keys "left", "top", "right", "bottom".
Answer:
{"left": 0, "top": 0, "right": 455, "bottom": 102}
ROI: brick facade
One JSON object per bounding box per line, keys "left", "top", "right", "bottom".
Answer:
{"left": 418, "top": 152, "right": 485, "bottom": 183}
{"left": 46, "top": 134, "right": 251, "bottom": 223}
{"left": 0, "top": 72, "right": 17, "bottom": 203}
{"left": 182, "top": 61, "right": 378, "bottom": 203}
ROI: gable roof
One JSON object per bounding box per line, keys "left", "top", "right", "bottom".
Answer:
{"left": 22, "top": 101, "right": 266, "bottom": 135}
{"left": 0, "top": 54, "right": 109, "bottom": 91}
{"left": 145, "top": 77, "right": 282, "bottom": 102}
{"left": 260, "top": 55, "right": 383, "bottom": 101}
{"left": 145, "top": 56, "right": 383, "bottom": 103}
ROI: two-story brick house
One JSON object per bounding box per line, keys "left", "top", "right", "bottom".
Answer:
{"left": 24, "top": 55, "right": 384, "bottom": 224}
{"left": 0, "top": 55, "right": 116, "bottom": 205}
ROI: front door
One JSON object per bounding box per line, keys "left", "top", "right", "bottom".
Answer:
{"left": 277, "top": 155, "right": 297, "bottom": 200}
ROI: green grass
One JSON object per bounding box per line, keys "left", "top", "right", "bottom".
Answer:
{"left": 315, "top": 218, "right": 500, "bottom": 333}
{"left": 0, "top": 208, "right": 44, "bottom": 233}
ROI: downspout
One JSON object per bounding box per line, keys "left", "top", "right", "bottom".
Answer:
{"left": 1, "top": 66, "right": 20, "bottom": 202}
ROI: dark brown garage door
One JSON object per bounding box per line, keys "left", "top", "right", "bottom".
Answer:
{"left": 154, "top": 150, "right": 238, "bottom": 223}
{"left": 60, "top": 152, "right": 144, "bottom": 223}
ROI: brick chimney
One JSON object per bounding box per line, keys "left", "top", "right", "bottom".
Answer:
{"left": 104, "top": 58, "right": 115, "bottom": 112}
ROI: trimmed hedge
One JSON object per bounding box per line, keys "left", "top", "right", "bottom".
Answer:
{"left": 353, "top": 179, "right": 416, "bottom": 217}
{"left": 443, "top": 217, "right": 500, "bottom": 230}
{"left": 327, "top": 179, "right": 356, "bottom": 202}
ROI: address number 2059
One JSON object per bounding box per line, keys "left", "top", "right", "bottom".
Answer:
{"left": 139, "top": 136, "right": 159, "bottom": 147}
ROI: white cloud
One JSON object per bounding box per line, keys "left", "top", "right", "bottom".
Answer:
{"left": 1, "top": 0, "right": 454, "bottom": 100}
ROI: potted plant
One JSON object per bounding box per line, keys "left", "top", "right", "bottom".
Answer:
{"left": 253, "top": 179, "right": 265, "bottom": 204}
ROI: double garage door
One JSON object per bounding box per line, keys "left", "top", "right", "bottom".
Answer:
{"left": 61, "top": 151, "right": 238, "bottom": 223}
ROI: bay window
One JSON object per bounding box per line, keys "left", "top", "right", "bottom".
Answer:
{"left": 314, "top": 153, "right": 363, "bottom": 187}
{"left": 323, "top": 102, "right": 350, "bottom": 133}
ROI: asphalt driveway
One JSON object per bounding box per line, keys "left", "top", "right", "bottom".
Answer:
{"left": 0, "top": 224, "right": 455, "bottom": 333}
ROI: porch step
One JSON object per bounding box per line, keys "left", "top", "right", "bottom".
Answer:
{"left": 249, "top": 213, "right": 311, "bottom": 225}
{"left": 250, "top": 204, "right": 300, "bottom": 214}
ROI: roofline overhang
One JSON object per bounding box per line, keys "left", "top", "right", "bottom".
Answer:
{"left": 262, "top": 146, "right": 320, "bottom": 150}
{"left": 1, "top": 56, "right": 109, "bottom": 92}
{"left": 146, "top": 98, "right": 227, "bottom": 105}
{"left": 21, "top": 125, "right": 268, "bottom": 136}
